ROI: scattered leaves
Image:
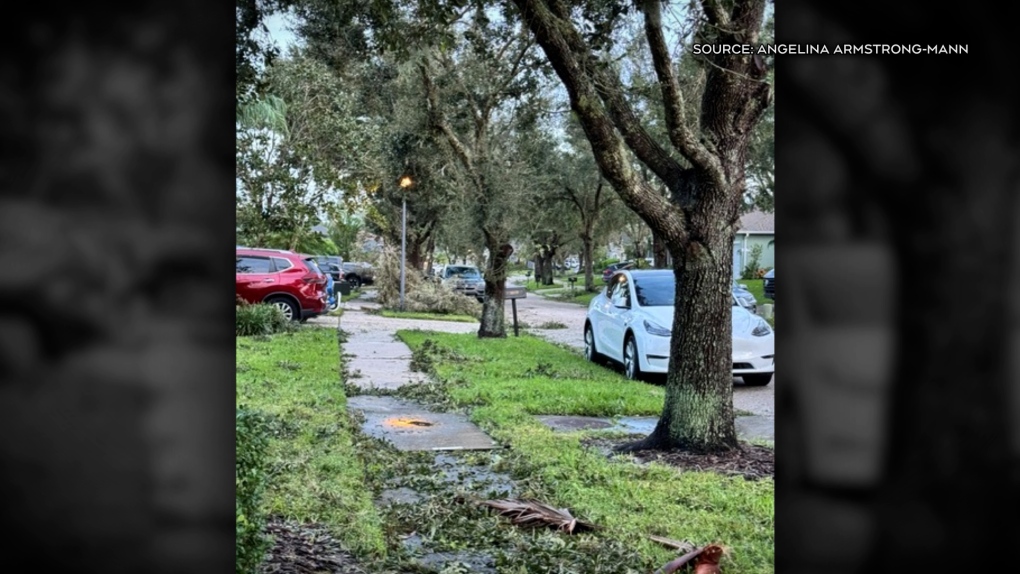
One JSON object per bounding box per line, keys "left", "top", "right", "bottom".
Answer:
{"left": 476, "top": 498, "right": 597, "bottom": 534}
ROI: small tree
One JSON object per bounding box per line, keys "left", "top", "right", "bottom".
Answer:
{"left": 741, "top": 244, "right": 763, "bottom": 280}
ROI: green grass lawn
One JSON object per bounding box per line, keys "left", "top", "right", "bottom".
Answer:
{"left": 377, "top": 309, "right": 479, "bottom": 323}
{"left": 236, "top": 329, "right": 386, "bottom": 558}
{"left": 396, "top": 331, "right": 774, "bottom": 573}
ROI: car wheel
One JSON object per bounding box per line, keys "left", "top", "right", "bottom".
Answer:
{"left": 623, "top": 335, "right": 642, "bottom": 381}
{"left": 266, "top": 296, "right": 299, "bottom": 322}
{"left": 583, "top": 324, "right": 601, "bottom": 363}
{"left": 741, "top": 374, "right": 773, "bottom": 387}
{"left": 346, "top": 275, "right": 361, "bottom": 289}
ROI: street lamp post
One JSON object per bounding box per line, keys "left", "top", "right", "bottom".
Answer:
{"left": 398, "top": 176, "right": 413, "bottom": 311}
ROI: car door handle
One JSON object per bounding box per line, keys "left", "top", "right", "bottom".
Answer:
{"left": 263, "top": 278, "right": 275, "bottom": 283}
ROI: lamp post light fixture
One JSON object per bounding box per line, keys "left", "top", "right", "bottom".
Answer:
{"left": 398, "top": 175, "right": 413, "bottom": 311}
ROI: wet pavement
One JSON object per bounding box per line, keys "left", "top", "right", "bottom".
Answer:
{"left": 347, "top": 395, "right": 497, "bottom": 452}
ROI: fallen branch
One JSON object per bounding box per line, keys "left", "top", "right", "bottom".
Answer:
{"left": 478, "top": 498, "right": 597, "bottom": 534}
{"left": 653, "top": 543, "right": 725, "bottom": 574}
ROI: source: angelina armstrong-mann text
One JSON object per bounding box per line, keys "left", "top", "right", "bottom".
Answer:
{"left": 691, "top": 44, "right": 968, "bottom": 55}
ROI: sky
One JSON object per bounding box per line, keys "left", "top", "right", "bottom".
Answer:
{"left": 263, "top": 10, "right": 300, "bottom": 52}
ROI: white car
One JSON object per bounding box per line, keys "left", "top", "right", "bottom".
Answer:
{"left": 583, "top": 269, "right": 775, "bottom": 386}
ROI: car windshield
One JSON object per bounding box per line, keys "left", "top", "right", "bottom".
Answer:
{"left": 447, "top": 267, "right": 481, "bottom": 279}
{"left": 633, "top": 275, "right": 675, "bottom": 307}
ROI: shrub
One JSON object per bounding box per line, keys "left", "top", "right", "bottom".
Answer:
{"left": 376, "top": 246, "right": 482, "bottom": 317}
{"left": 236, "top": 301, "right": 291, "bottom": 337}
{"left": 594, "top": 257, "right": 620, "bottom": 270}
{"left": 374, "top": 246, "right": 424, "bottom": 307}
{"left": 236, "top": 407, "right": 271, "bottom": 574}
{"left": 741, "top": 244, "right": 764, "bottom": 280}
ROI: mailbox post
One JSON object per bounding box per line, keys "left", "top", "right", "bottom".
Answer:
{"left": 504, "top": 286, "right": 527, "bottom": 336}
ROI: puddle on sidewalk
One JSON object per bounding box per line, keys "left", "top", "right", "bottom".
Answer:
{"left": 348, "top": 395, "right": 497, "bottom": 451}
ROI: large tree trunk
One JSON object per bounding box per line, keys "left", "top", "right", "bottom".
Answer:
{"left": 478, "top": 242, "right": 513, "bottom": 338}
{"left": 538, "top": 249, "right": 555, "bottom": 285}
{"left": 652, "top": 231, "right": 669, "bottom": 267}
{"left": 531, "top": 256, "right": 544, "bottom": 286}
{"left": 623, "top": 189, "right": 739, "bottom": 451}
{"left": 581, "top": 233, "right": 595, "bottom": 292}
{"left": 407, "top": 239, "right": 424, "bottom": 274}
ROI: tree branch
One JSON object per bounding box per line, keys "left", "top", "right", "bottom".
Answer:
{"left": 512, "top": 0, "right": 688, "bottom": 245}
{"left": 641, "top": 0, "right": 719, "bottom": 177}
{"left": 701, "top": 0, "right": 731, "bottom": 29}
{"left": 420, "top": 56, "right": 475, "bottom": 175}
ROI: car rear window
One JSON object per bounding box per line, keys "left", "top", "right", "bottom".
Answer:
{"left": 303, "top": 258, "right": 323, "bottom": 274}
{"left": 237, "top": 256, "right": 272, "bottom": 274}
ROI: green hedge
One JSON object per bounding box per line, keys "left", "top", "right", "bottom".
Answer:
{"left": 236, "top": 301, "right": 291, "bottom": 337}
{"left": 236, "top": 407, "right": 271, "bottom": 574}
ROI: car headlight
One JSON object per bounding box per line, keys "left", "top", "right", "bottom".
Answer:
{"left": 643, "top": 319, "right": 671, "bottom": 337}
{"left": 751, "top": 317, "right": 771, "bottom": 337}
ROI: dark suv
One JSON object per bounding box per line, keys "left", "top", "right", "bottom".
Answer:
{"left": 341, "top": 262, "right": 375, "bottom": 289}
{"left": 236, "top": 248, "right": 328, "bottom": 321}
{"left": 312, "top": 256, "right": 344, "bottom": 282}
{"left": 763, "top": 268, "right": 775, "bottom": 300}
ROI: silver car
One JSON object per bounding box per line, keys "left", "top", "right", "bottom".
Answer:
{"left": 440, "top": 265, "right": 486, "bottom": 302}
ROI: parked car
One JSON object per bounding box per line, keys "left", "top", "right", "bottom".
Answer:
{"left": 584, "top": 269, "right": 774, "bottom": 386}
{"left": 732, "top": 280, "right": 758, "bottom": 314}
{"left": 601, "top": 261, "right": 635, "bottom": 283}
{"left": 236, "top": 248, "right": 329, "bottom": 321}
{"left": 312, "top": 256, "right": 344, "bottom": 281}
{"left": 341, "top": 261, "right": 375, "bottom": 289}
{"left": 763, "top": 268, "right": 775, "bottom": 300}
{"left": 439, "top": 265, "right": 486, "bottom": 302}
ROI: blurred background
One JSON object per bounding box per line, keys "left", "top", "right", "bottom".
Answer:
{"left": 778, "top": 1, "right": 1020, "bottom": 573}
{"left": 0, "top": 4, "right": 235, "bottom": 573}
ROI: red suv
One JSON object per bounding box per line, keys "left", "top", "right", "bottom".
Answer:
{"left": 236, "top": 248, "right": 328, "bottom": 321}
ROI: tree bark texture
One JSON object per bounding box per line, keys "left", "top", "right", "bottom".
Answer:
{"left": 581, "top": 233, "right": 596, "bottom": 291}
{"left": 478, "top": 241, "right": 513, "bottom": 338}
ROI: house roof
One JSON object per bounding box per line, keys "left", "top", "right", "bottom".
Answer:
{"left": 737, "top": 210, "right": 774, "bottom": 233}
